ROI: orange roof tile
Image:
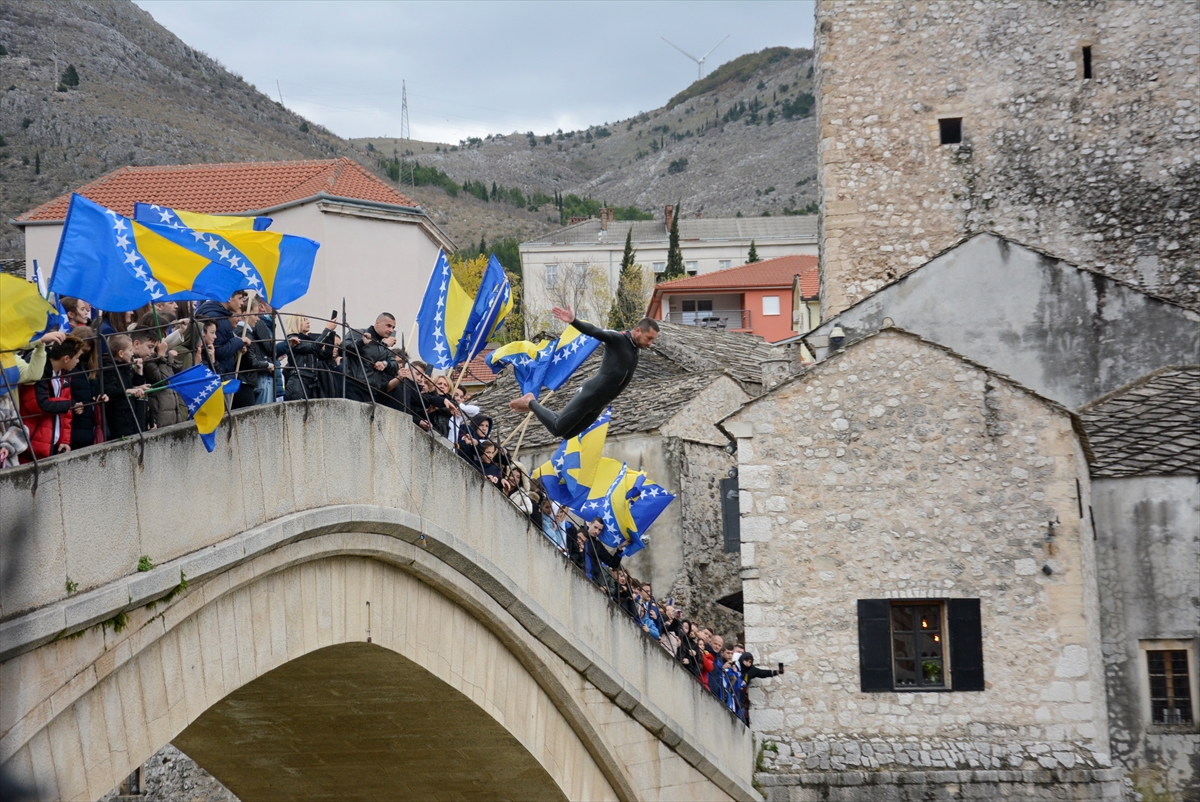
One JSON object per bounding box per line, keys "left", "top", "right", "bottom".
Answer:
{"left": 654, "top": 255, "right": 819, "bottom": 296}
{"left": 16, "top": 157, "right": 417, "bottom": 223}
{"left": 449, "top": 349, "right": 498, "bottom": 387}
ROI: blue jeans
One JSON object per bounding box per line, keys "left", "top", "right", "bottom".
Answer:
{"left": 254, "top": 373, "right": 275, "bottom": 405}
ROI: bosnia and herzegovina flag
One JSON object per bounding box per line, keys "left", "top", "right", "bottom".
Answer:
{"left": 535, "top": 407, "right": 611, "bottom": 506}
{"left": 134, "top": 203, "right": 272, "bottom": 232}
{"left": 416, "top": 250, "right": 473, "bottom": 370}
{"left": 164, "top": 364, "right": 240, "bottom": 452}
{"left": 486, "top": 322, "right": 599, "bottom": 395}
{"left": 0, "top": 274, "right": 56, "bottom": 396}
{"left": 487, "top": 338, "right": 554, "bottom": 395}
{"left": 578, "top": 460, "right": 674, "bottom": 557}
{"left": 48, "top": 194, "right": 253, "bottom": 312}
{"left": 541, "top": 323, "right": 600, "bottom": 391}
{"left": 454, "top": 255, "right": 512, "bottom": 366}
{"left": 132, "top": 203, "right": 317, "bottom": 308}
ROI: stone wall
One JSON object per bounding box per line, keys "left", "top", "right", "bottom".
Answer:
{"left": 722, "top": 329, "right": 1114, "bottom": 792}
{"left": 99, "top": 745, "right": 239, "bottom": 802}
{"left": 815, "top": 0, "right": 1200, "bottom": 317}
{"left": 1092, "top": 475, "right": 1200, "bottom": 801}
{"left": 669, "top": 438, "right": 743, "bottom": 640}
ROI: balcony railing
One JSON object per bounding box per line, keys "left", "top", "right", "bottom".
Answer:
{"left": 665, "top": 309, "right": 751, "bottom": 330}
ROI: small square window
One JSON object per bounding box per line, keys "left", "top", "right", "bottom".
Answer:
{"left": 857, "top": 598, "right": 984, "bottom": 692}
{"left": 652, "top": 261, "right": 666, "bottom": 274}
{"left": 938, "top": 117, "right": 963, "bottom": 145}
{"left": 685, "top": 260, "right": 698, "bottom": 275}
{"left": 719, "top": 260, "right": 732, "bottom": 270}
{"left": 545, "top": 264, "right": 558, "bottom": 289}
{"left": 762, "top": 295, "right": 781, "bottom": 316}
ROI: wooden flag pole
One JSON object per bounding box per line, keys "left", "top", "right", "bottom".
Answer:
{"left": 501, "top": 390, "right": 552, "bottom": 447}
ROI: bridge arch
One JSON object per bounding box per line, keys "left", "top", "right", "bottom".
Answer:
{"left": 0, "top": 402, "right": 756, "bottom": 801}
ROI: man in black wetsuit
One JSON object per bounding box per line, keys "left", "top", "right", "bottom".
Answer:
{"left": 510, "top": 305, "right": 659, "bottom": 438}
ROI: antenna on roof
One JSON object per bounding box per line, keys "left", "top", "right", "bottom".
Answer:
{"left": 400, "top": 80, "right": 415, "bottom": 188}
{"left": 662, "top": 35, "right": 730, "bottom": 81}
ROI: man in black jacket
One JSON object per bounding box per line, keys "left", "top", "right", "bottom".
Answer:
{"left": 581, "top": 517, "right": 624, "bottom": 595}
{"left": 278, "top": 316, "right": 338, "bottom": 400}
{"left": 510, "top": 306, "right": 659, "bottom": 438}
{"left": 342, "top": 313, "right": 400, "bottom": 404}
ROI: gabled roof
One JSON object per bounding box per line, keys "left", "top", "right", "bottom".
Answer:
{"left": 649, "top": 321, "right": 784, "bottom": 388}
{"left": 1077, "top": 366, "right": 1200, "bottom": 478}
{"left": 653, "top": 255, "right": 818, "bottom": 293}
{"left": 521, "top": 215, "right": 818, "bottom": 247}
{"left": 15, "top": 158, "right": 418, "bottom": 223}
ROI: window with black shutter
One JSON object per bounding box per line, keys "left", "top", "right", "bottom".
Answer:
{"left": 857, "top": 598, "right": 985, "bottom": 692}
{"left": 720, "top": 477, "right": 740, "bottom": 552}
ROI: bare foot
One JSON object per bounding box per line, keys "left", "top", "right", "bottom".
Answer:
{"left": 509, "top": 392, "right": 535, "bottom": 412}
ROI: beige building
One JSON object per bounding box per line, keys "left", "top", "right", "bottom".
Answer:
{"left": 519, "top": 207, "right": 817, "bottom": 332}
{"left": 13, "top": 158, "right": 454, "bottom": 340}
{"left": 815, "top": 0, "right": 1200, "bottom": 317}
{"left": 721, "top": 327, "right": 1123, "bottom": 800}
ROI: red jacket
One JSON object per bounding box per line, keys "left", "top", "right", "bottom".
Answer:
{"left": 699, "top": 650, "right": 715, "bottom": 687}
{"left": 20, "top": 369, "right": 72, "bottom": 460}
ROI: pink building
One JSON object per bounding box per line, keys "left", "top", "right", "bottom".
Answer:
{"left": 646, "top": 255, "right": 819, "bottom": 343}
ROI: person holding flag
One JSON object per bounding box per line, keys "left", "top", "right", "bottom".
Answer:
{"left": 509, "top": 306, "right": 659, "bottom": 439}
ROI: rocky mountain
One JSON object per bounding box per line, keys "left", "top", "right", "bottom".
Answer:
{"left": 0, "top": 1, "right": 817, "bottom": 263}
{"left": 354, "top": 47, "right": 820, "bottom": 228}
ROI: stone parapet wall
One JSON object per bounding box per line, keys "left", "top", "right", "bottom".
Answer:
{"left": 756, "top": 767, "right": 1129, "bottom": 801}
{"left": 815, "top": 0, "right": 1200, "bottom": 316}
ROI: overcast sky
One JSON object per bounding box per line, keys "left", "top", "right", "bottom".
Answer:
{"left": 134, "top": 1, "right": 814, "bottom": 144}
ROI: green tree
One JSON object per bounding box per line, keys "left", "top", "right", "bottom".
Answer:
{"left": 478, "top": 234, "right": 487, "bottom": 255}
{"left": 34, "top": 151, "right": 40, "bottom": 174}
{"left": 746, "top": 240, "right": 760, "bottom": 263}
{"left": 660, "top": 202, "right": 684, "bottom": 281}
{"left": 608, "top": 229, "right": 645, "bottom": 329}
{"left": 60, "top": 64, "right": 79, "bottom": 87}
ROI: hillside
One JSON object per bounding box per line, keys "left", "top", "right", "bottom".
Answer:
{"left": 0, "top": 0, "right": 357, "bottom": 259}
{"left": 352, "top": 46, "right": 820, "bottom": 229}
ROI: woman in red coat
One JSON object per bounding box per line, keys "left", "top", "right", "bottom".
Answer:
{"left": 20, "top": 335, "right": 84, "bottom": 460}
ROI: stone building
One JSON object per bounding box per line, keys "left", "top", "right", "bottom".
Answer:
{"left": 814, "top": 0, "right": 1200, "bottom": 316}
{"left": 481, "top": 322, "right": 798, "bottom": 636}
{"left": 1080, "top": 367, "right": 1200, "bottom": 799}
{"left": 720, "top": 327, "right": 1126, "bottom": 800}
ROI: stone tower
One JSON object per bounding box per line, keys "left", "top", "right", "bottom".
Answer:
{"left": 815, "top": 0, "right": 1200, "bottom": 318}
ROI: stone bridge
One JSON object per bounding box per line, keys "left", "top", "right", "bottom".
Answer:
{"left": 0, "top": 400, "right": 757, "bottom": 802}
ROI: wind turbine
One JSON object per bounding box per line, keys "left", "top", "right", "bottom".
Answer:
{"left": 662, "top": 35, "right": 730, "bottom": 81}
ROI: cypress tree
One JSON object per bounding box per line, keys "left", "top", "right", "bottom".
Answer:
{"left": 747, "top": 240, "right": 761, "bottom": 263}
{"left": 608, "top": 229, "right": 643, "bottom": 329}
{"left": 478, "top": 234, "right": 487, "bottom": 255}
{"left": 34, "top": 151, "right": 40, "bottom": 174}
{"left": 660, "top": 201, "right": 684, "bottom": 281}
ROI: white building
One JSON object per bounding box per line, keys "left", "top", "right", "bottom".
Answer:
{"left": 13, "top": 158, "right": 454, "bottom": 345}
{"left": 518, "top": 206, "right": 817, "bottom": 330}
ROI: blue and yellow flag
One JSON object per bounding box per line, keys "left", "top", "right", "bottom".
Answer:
{"left": 455, "top": 255, "right": 512, "bottom": 365}
{"left": 164, "top": 364, "right": 240, "bottom": 452}
{"left": 31, "top": 260, "right": 69, "bottom": 337}
{"left": 579, "top": 462, "right": 674, "bottom": 557}
{"left": 545, "top": 407, "right": 611, "bottom": 500}
{"left": 0, "top": 274, "right": 56, "bottom": 396}
{"left": 134, "top": 203, "right": 272, "bottom": 231}
{"left": 415, "top": 250, "right": 475, "bottom": 369}
{"left": 541, "top": 323, "right": 601, "bottom": 391}
{"left": 133, "top": 203, "right": 316, "bottom": 308}
{"left": 487, "top": 338, "right": 554, "bottom": 395}
{"left": 48, "top": 194, "right": 252, "bottom": 312}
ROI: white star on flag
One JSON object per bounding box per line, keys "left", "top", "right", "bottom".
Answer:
{"left": 143, "top": 279, "right": 159, "bottom": 292}
{"left": 205, "top": 236, "right": 219, "bottom": 251}
{"left": 123, "top": 250, "right": 140, "bottom": 267}
{"left": 112, "top": 218, "right": 128, "bottom": 232}
{"left": 191, "top": 230, "right": 207, "bottom": 242}
{"left": 158, "top": 209, "right": 173, "bottom": 223}
{"left": 217, "top": 246, "right": 232, "bottom": 261}
{"left": 115, "top": 234, "right": 130, "bottom": 249}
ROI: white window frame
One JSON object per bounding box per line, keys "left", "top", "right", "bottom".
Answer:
{"left": 545, "top": 264, "right": 558, "bottom": 289}
{"left": 685, "top": 260, "right": 699, "bottom": 275}
{"left": 652, "top": 261, "right": 666, "bottom": 274}
{"left": 762, "top": 295, "right": 781, "bottom": 316}
{"left": 719, "top": 260, "right": 732, "bottom": 270}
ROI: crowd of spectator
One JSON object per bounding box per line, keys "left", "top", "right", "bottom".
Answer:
{"left": 1, "top": 289, "right": 780, "bottom": 723}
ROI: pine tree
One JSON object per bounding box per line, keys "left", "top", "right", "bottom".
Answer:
{"left": 34, "top": 151, "right": 40, "bottom": 174}
{"left": 608, "top": 229, "right": 644, "bottom": 329}
{"left": 60, "top": 64, "right": 79, "bottom": 88}
{"left": 660, "top": 201, "right": 684, "bottom": 281}
{"left": 746, "top": 240, "right": 761, "bottom": 263}
{"left": 490, "top": 181, "right": 498, "bottom": 201}
{"left": 478, "top": 234, "right": 487, "bottom": 256}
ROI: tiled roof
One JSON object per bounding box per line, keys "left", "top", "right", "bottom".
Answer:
{"left": 523, "top": 215, "right": 818, "bottom": 247}
{"left": 652, "top": 255, "right": 818, "bottom": 293}
{"left": 473, "top": 321, "right": 786, "bottom": 449}
{"left": 16, "top": 158, "right": 417, "bottom": 222}
{"left": 1078, "top": 366, "right": 1200, "bottom": 478}
{"left": 449, "top": 349, "right": 498, "bottom": 387}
